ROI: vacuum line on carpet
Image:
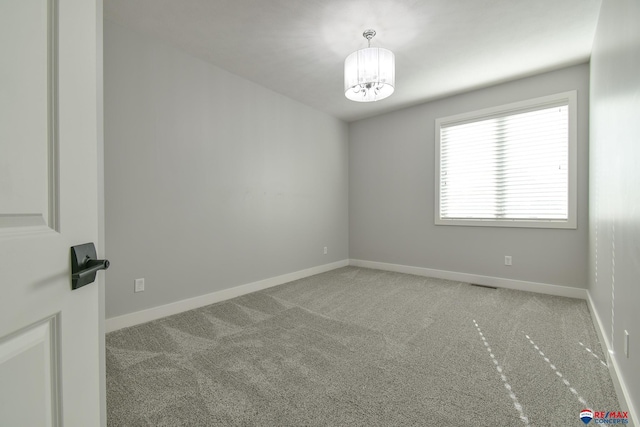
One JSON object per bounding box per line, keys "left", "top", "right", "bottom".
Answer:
{"left": 523, "top": 333, "right": 589, "bottom": 407}
{"left": 611, "top": 224, "right": 615, "bottom": 356}
{"left": 578, "top": 341, "right": 608, "bottom": 367}
{"left": 473, "top": 320, "right": 530, "bottom": 426}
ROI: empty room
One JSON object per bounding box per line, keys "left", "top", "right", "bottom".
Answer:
{"left": 1, "top": 0, "right": 638, "bottom": 426}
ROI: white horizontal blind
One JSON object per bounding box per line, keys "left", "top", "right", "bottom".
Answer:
{"left": 440, "top": 103, "right": 569, "bottom": 221}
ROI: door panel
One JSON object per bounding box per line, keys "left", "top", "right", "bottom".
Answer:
{"left": 0, "top": 0, "right": 55, "bottom": 230}
{"left": 0, "top": 0, "right": 101, "bottom": 425}
{"left": 0, "top": 315, "right": 61, "bottom": 427}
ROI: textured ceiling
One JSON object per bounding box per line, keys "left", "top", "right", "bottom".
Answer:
{"left": 104, "top": 0, "right": 602, "bottom": 122}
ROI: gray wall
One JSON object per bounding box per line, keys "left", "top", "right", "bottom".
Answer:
{"left": 104, "top": 21, "right": 349, "bottom": 319}
{"left": 589, "top": 0, "right": 640, "bottom": 416}
{"left": 349, "top": 64, "right": 590, "bottom": 288}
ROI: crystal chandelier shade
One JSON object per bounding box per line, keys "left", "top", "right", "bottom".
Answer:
{"left": 344, "top": 30, "right": 395, "bottom": 102}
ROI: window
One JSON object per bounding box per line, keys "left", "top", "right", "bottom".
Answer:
{"left": 435, "top": 91, "right": 577, "bottom": 228}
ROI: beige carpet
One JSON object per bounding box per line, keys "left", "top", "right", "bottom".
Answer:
{"left": 106, "top": 267, "right": 620, "bottom": 426}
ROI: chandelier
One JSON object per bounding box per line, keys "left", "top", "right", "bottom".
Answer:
{"left": 344, "top": 29, "right": 395, "bottom": 102}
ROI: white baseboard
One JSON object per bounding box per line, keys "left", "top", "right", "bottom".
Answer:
{"left": 586, "top": 291, "right": 638, "bottom": 427}
{"left": 106, "top": 259, "right": 349, "bottom": 333}
{"left": 349, "top": 259, "right": 587, "bottom": 300}
{"left": 107, "top": 258, "right": 586, "bottom": 332}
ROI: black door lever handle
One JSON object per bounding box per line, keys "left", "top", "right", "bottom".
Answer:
{"left": 71, "top": 243, "right": 110, "bottom": 290}
{"left": 72, "top": 257, "right": 110, "bottom": 280}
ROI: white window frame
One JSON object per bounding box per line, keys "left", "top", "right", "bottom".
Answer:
{"left": 434, "top": 91, "right": 577, "bottom": 229}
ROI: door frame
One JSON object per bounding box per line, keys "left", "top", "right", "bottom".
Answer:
{"left": 96, "top": 0, "right": 106, "bottom": 425}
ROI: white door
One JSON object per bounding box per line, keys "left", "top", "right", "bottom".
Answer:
{"left": 0, "top": 0, "right": 102, "bottom": 426}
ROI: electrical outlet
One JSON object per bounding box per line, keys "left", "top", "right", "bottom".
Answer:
{"left": 134, "top": 278, "right": 145, "bottom": 293}
{"left": 324, "top": 246, "right": 328, "bottom": 255}
{"left": 505, "top": 256, "right": 512, "bottom": 266}
{"left": 624, "top": 330, "right": 630, "bottom": 358}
